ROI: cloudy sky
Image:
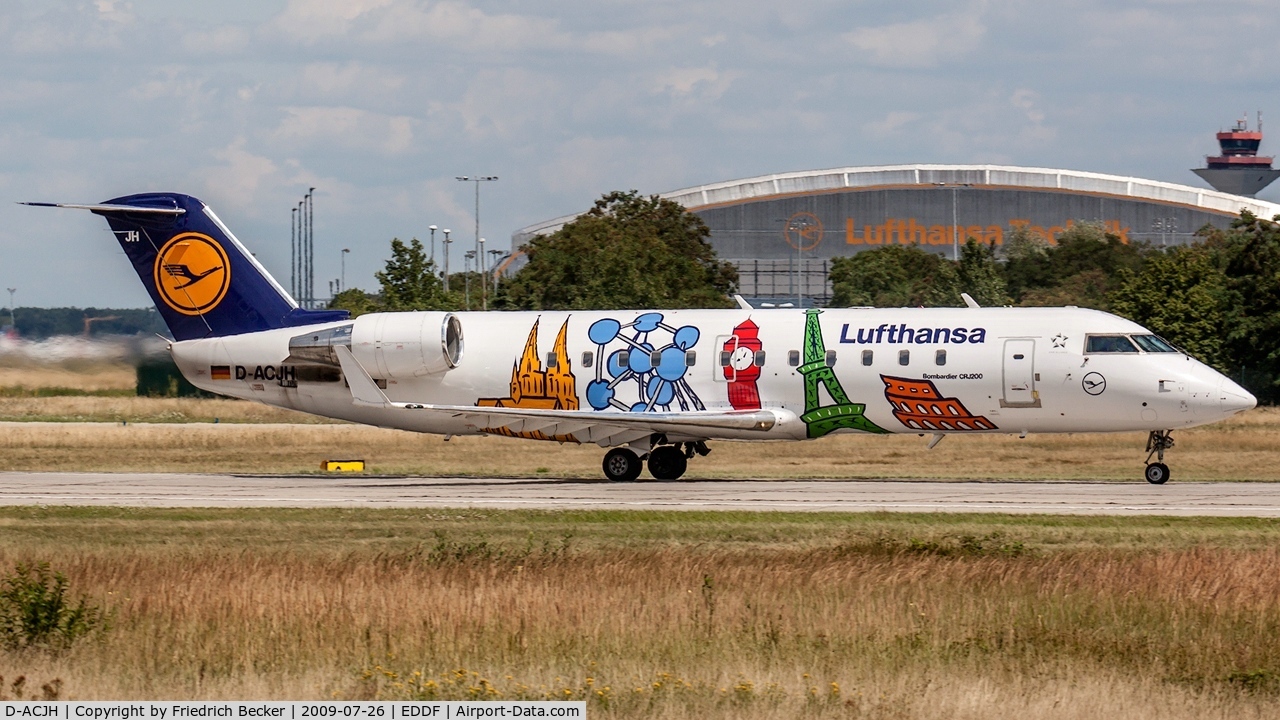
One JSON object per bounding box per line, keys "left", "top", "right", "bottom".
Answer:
{"left": 2, "top": 0, "right": 1279, "bottom": 308}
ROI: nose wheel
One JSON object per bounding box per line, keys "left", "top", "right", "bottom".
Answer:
{"left": 1144, "top": 430, "right": 1174, "bottom": 484}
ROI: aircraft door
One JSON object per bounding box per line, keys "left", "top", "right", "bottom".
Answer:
{"left": 1002, "top": 339, "right": 1039, "bottom": 407}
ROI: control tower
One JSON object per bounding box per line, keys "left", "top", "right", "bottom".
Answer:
{"left": 1193, "top": 113, "right": 1280, "bottom": 197}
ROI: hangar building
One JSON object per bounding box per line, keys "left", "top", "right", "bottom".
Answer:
{"left": 512, "top": 164, "right": 1280, "bottom": 305}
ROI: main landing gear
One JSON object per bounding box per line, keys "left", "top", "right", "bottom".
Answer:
{"left": 1144, "top": 430, "right": 1174, "bottom": 485}
{"left": 601, "top": 437, "right": 711, "bottom": 482}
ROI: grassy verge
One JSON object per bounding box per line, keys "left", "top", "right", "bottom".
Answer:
{"left": 0, "top": 410, "right": 1277, "bottom": 479}
{"left": 0, "top": 508, "right": 1278, "bottom": 719}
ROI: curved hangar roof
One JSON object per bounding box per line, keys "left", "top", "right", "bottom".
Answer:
{"left": 513, "top": 164, "right": 1280, "bottom": 251}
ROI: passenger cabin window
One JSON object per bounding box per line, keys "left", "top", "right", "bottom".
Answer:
{"left": 546, "top": 352, "right": 558, "bottom": 369}
{"left": 581, "top": 352, "right": 593, "bottom": 368}
{"left": 617, "top": 350, "right": 630, "bottom": 367}
{"left": 825, "top": 350, "right": 837, "bottom": 367}
{"left": 650, "top": 350, "right": 662, "bottom": 367}
{"left": 719, "top": 350, "right": 732, "bottom": 367}
{"left": 861, "top": 349, "right": 873, "bottom": 366}
{"left": 685, "top": 350, "right": 697, "bottom": 367}
{"left": 1086, "top": 335, "right": 1139, "bottom": 353}
{"left": 935, "top": 349, "right": 947, "bottom": 366}
{"left": 753, "top": 350, "right": 767, "bottom": 367}
{"left": 788, "top": 350, "right": 800, "bottom": 367}
{"left": 898, "top": 349, "right": 910, "bottom": 366}
{"left": 1132, "top": 334, "right": 1178, "bottom": 353}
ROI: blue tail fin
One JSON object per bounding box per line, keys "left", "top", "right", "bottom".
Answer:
{"left": 28, "top": 193, "right": 347, "bottom": 341}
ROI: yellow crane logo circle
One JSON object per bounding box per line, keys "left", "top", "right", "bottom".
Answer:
{"left": 153, "top": 233, "right": 231, "bottom": 315}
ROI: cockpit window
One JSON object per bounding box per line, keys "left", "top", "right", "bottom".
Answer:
{"left": 1131, "top": 334, "right": 1178, "bottom": 353}
{"left": 1085, "top": 335, "right": 1138, "bottom": 353}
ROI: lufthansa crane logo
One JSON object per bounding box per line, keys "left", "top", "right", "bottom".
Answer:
{"left": 153, "top": 233, "right": 231, "bottom": 315}
{"left": 783, "top": 212, "right": 824, "bottom": 251}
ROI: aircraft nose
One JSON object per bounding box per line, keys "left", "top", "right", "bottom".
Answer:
{"left": 1220, "top": 376, "right": 1257, "bottom": 416}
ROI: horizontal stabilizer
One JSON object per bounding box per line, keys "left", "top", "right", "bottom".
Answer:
{"left": 18, "top": 201, "right": 185, "bottom": 215}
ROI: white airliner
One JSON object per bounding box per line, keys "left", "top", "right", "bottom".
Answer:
{"left": 26, "top": 193, "right": 1256, "bottom": 484}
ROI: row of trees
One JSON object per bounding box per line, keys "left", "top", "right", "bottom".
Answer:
{"left": 330, "top": 190, "right": 737, "bottom": 315}
{"left": 333, "top": 191, "right": 1280, "bottom": 402}
{"left": 5, "top": 307, "right": 165, "bottom": 339}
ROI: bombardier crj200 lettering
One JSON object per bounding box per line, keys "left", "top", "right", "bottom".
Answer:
{"left": 26, "top": 193, "right": 1256, "bottom": 484}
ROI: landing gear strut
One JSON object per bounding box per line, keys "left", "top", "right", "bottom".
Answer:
{"left": 1144, "top": 430, "right": 1174, "bottom": 485}
{"left": 600, "top": 440, "right": 710, "bottom": 482}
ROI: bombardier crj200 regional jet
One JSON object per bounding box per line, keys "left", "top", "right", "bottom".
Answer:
{"left": 26, "top": 193, "right": 1257, "bottom": 484}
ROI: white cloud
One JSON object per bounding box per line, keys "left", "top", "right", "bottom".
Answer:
{"left": 272, "top": 0, "right": 394, "bottom": 41}
{"left": 200, "top": 137, "right": 280, "bottom": 210}
{"left": 652, "top": 65, "right": 733, "bottom": 100}
{"left": 844, "top": 5, "right": 987, "bottom": 68}
{"left": 273, "top": 106, "right": 417, "bottom": 154}
{"left": 865, "top": 111, "right": 922, "bottom": 137}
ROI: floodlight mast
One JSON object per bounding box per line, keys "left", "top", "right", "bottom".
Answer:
{"left": 456, "top": 175, "right": 498, "bottom": 310}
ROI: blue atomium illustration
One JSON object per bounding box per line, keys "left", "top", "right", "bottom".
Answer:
{"left": 585, "top": 312, "right": 705, "bottom": 413}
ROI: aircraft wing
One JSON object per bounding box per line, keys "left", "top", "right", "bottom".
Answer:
{"left": 333, "top": 345, "right": 779, "bottom": 446}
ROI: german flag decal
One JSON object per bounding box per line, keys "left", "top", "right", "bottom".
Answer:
{"left": 210, "top": 365, "right": 231, "bottom": 380}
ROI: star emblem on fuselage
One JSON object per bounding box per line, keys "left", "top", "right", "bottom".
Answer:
{"left": 1051, "top": 333, "right": 1068, "bottom": 348}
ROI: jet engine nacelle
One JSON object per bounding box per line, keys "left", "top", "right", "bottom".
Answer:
{"left": 350, "top": 312, "right": 463, "bottom": 379}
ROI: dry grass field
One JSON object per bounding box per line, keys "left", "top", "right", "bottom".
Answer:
{"left": 0, "top": 360, "right": 137, "bottom": 394}
{"left": 0, "top": 508, "right": 1279, "bottom": 719}
{"left": 0, "top": 406, "right": 1276, "bottom": 480}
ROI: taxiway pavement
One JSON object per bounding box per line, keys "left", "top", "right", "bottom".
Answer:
{"left": 1, "top": 472, "right": 1279, "bottom": 515}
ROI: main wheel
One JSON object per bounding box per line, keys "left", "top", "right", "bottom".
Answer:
{"left": 602, "top": 448, "right": 643, "bottom": 482}
{"left": 1145, "top": 462, "right": 1170, "bottom": 485}
{"left": 647, "top": 445, "right": 688, "bottom": 481}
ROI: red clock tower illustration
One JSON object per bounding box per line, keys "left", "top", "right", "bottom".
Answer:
{"left": 723, "top": 319, "right": 763, "bottom": 410}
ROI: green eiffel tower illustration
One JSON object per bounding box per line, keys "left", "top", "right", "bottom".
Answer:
{"left": 799, "top": 309, "right": 888, "bottom": 438}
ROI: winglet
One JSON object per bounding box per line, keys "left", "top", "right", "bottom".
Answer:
{"left": 733, "top": 294, "right": 753, "bottom": 310}
{"left": 961, "top": 293, "right": 980, "bottom": 309}
{"left": 334, "top": 345, "right": 391, "bottom": 407}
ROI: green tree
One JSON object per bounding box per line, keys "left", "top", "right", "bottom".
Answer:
{"left": 1204, "top": 211, "right": 1280, "bottom": 399}
{"left": 957, "top": 239, "right": 1011, "bottom": 306}
{"left": 374, "top": 238, "right": 454, "bottom": 311}
{"left": 829, "top": 244, "right": 961, "bottom": 307}
{"left": 1014, "top": 222, "right": 1149, "bottom": 310}
{"left": 1109, "top": 245, "right": 1229, "bottom": 369}
{"left": 501, "top": 190, "right": 738, "bottom": 310}
{"left": 1000, "top": 226, "right": 1052, "bottom": 300}
{"left": 328, "top": 288, "right": 382, "bottom": 317}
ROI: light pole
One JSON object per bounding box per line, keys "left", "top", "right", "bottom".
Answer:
{"left": 290, "top": 206, "right": 297, "bottom": 299}
{"left": 785, "top": 215, "right": 815, "bottom": 307}
{"left": 308, "top": 187, "right": 315, "bottom": 307}
{"left": 478, "top": 237, "right": 486, "bottom": 310}
{"left": 340, "top": 248, "right": 350, "bottom": 292}
{"left": 464, "top": 250, "right": 476, "bottom": 310}
{"left": 442, "top": 229, "right": 452, "bottom": 292}
{"left": 934, "top": 182, "right": 971, "bottom": 262}
{"left": 456, "top": 175, "right": 498, "bottom": 310}
{"left": 428, "top": 225, "right": 437, "bottom": 264}
{"left": 489, "top": 249, "right": 503, "bottom": 296}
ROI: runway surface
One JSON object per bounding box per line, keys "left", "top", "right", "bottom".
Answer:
{"left": 2, "top": 472, "right": 1280, "bottom": 515}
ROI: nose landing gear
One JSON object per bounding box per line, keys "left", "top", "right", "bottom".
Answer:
{"left": 1144, "top": 430, "right": 1174, "bottom": 484}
